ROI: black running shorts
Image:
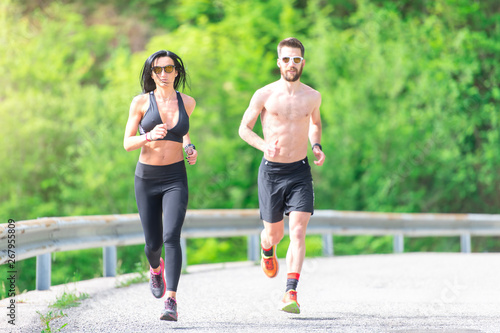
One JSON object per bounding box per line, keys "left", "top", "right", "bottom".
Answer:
{"left": 258, "top": 157, "right": 314, "bottom": 223}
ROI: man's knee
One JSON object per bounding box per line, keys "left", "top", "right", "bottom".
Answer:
{"left": 262, "top": 222, "right": 285, "bottom": 245}
{"left": 266, "top": 231, "right": 284, "bottom": 245}
{"left": 288, "top": 212, "right": 311, "bottom": 241}
{"left": 289, "top": 226, "right": 307, "bottom": 242}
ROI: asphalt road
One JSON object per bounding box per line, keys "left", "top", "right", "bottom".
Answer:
{"left": 2, "top": 253, "right": 499, "bottom": 332}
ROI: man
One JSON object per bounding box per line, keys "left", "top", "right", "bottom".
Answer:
{"left": 239, "top": 37, "right": 325, "bottom": 314}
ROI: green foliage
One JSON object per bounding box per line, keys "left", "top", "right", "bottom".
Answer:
{"left": 404, "top": 236, "right": 461, "bottom": 252}
{"left": 50, "top": 249, "right": 103, "bottom": 285}
{"left": 0, "top": 248, "right": 102, "bottom": 299}
{"left": 472, "top": 236, "right": 500, "bottom": 252}
{"left": 187, "top": 237, "right": 248, "bottom": 264}
{"left": 303, "top": 0, "right": 500, "bottom": 214}
{"left": 116, "top": 244, "right": 149, "bottom": 274}
{"left": 38, "top": 310, "right": 67, "bottom": 333}
{"left": 115, "top": 262, "right": 149, "bottom": 288}
{"left": 3, "top": 0, "right": 498, "bottom": 217}
{"left": 1, "top": 1, "right": 136, "bottom": 219}
{"left": 49, "top": 291, "right": 89, "bottom": 309}
{"left": 334, "top": 235, "right": 393, "bottom": 255}
{"left": 0, "top": 258, "right": 35, "bottom": 299}
{"left": 37, "top": 290, "right": 87, "bottom": 332}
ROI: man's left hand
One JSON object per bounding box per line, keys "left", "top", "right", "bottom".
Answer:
{"left": 313, "top": 147, "right": 325, "bottom": 166}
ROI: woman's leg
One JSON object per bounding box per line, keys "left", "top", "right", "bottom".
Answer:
{"left": 135, "top": 176, "right": 164, "bottom": 269}
{"left": 162, "top": 177, "right": 189, "bottom": 294}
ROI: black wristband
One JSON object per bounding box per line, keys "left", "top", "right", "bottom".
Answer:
{"left": 184, "top": 143, "right": 196, "bottom": 150}
{"left": 312, "top": 143, "right": 322, "bottom": 151}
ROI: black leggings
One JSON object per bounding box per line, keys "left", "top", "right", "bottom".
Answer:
{"left": 134, "top": 161, "right": 188, "bottom": 292}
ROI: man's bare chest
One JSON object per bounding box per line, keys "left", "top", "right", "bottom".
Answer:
{"left": 264, "top": 97, "right": 311, "bottom": 120}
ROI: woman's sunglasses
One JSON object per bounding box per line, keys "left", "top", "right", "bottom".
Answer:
{"left": 152, "top": 65, "right": 176, "bottom": 74}
{"left": 281, "top": 56, "right": 303, "bottom": 64}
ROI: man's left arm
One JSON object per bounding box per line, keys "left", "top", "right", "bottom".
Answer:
{"left": 308, "top": 92, "right": 325, "bottom": 166}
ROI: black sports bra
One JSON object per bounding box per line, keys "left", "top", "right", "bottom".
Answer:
{"left": 138, "top": 91, "right": 189, "bottom": 143}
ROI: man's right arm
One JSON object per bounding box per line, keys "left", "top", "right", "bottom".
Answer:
{"left": 238, "top": 90, "right": 267, "bottom": 152}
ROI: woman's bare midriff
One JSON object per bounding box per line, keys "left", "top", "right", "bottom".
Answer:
{"left": 139, "top": 141, "right": 184, "bottom": 166}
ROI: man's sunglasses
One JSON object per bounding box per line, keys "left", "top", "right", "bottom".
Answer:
{"left": 152, "top": 65, "right": 176, "bottom": 74}
{"left": 281, "top": 56, "right": 303, "bottom": 64}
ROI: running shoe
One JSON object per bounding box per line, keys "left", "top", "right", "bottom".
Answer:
{"left": 261, "top": 245, "right": 278, "bottom": 278}
{"left": 149, "top": 258, "right": 166, "bottom": 299}
{"left": 160, "top": 297, "right": 178, "bottom": 321}
{"left": 281, "top": 290, "right": 300, "bottom": 314}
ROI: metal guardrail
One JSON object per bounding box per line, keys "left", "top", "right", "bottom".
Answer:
{"left": 1, "top": 209, "right": 500, "bottom": 290}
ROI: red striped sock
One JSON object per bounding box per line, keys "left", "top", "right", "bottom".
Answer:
{"left": 262, "top": 245, "right": 273, "bottom": 257}
{"left": 286, "top": 272, "right": 300, "bottom": 291}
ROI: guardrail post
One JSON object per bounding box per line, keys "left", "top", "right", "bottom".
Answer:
{"left": 36, "top": 253, "right": 51, "bottom": 290}
{"left": 181, "top": 237, "right": 188, "bottom": 272}
{"left": 393, "top": 234, "right": 404, "bottom": 253}
{"left": 460, "top": 233, "right": 471, "bottom": 253}
{"left": 247, "top": 234, "right": 260, "bottom": 261}
{"left": 322, "top": 233, "right": 334, "bottom": 257}
{"left": 103, "top": 246, "right": 117, "bottom": 277}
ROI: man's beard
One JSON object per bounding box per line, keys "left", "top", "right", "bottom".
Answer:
{"left": 282, "top": 66, "right": 303, "bottom": 82}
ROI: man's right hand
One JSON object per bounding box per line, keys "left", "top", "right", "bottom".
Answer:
{"left": 266, "top": 139, "right": 280, "bottom": 158}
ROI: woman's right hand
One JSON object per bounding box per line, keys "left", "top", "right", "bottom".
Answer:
{"left": 149, "top": 124, "right": 168, "bottom": 141}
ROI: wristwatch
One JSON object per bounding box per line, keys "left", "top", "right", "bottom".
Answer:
{"left": 312, "top": 143, "right": 322, "bottom": 151}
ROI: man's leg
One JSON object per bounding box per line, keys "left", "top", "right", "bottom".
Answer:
{"left": 286, "top": 212, "right": 311, "bottom": 274}
{"left": 260, "top": 220, "right": 284, "bottom": 278}
{"left": 261, "top": 219, "right": 284, "bottom": 250}
{"left": 281, "top": 211, "right": 311, "bottom": 314}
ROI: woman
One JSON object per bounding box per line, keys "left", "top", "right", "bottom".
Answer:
{"left": 124, "top": 50, "right": 197, "bottom": 321}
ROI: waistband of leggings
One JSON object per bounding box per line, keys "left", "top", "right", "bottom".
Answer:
{"left": 135, "top": 160, "right": 186, "bottom": 179}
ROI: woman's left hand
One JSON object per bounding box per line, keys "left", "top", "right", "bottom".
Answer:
{"left": 185, "top": 147, "right": 197, "bottom": 165}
